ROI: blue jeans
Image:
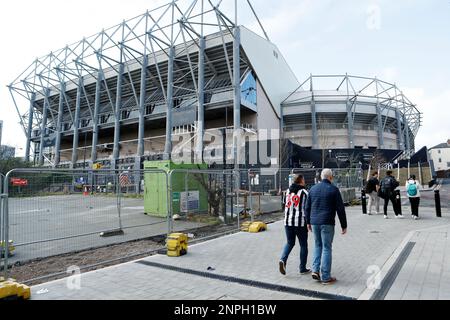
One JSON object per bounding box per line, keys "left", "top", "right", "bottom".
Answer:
{"left": 280, "top": 226, "right": 309, "bottom": 272}
{"left": 311, "top": 225, "right": 335, "bottom": 281}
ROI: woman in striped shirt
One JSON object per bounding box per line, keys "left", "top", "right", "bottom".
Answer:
{"left": 279, "top": 174, "right": 311, "bottom": 275}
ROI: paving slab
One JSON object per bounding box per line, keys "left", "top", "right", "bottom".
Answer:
{"left": 30, "top": 205, "right": 450, "bottom": 300}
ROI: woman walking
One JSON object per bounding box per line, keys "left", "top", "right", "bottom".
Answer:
{"left": 279, "top": 174, "right": 311, "bottom": 275}
{"left": 405, "top": 175, "right": 421, "bottom": 220}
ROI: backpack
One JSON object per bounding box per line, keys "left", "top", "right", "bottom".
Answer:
{"left": 381, "top": 176, "right": 393, "bottom": 193}
{"left": 407, "top": 181, "right": 418, "bottom": 197}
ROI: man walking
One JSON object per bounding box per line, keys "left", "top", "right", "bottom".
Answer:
{"left": 279, "top": 175, "right": 310, "bottom": 275}
{"left": 366, "top": 172, "right": 380, "bottom": 215}
{"left": 380, "top": 170, "right": 402, "bottom": 219}
{"left": 305, "top": 169, "right": 347, "bottom": 285}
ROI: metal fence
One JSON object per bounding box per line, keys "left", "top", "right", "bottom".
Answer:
{"left": 0, "top": 166, "right": 361, "bottom": 281}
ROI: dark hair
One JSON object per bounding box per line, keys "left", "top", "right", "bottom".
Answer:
{"left": 294, "top": 174, "right": 304, "bottom": 184}
{"left": 372, "top": 172, "right": 378, "bottom": 176}
{"left": 410, "top": 175, "right": 416, "bottom": 180}
{"left": 386, "top": 170, "right": 392, "bottom": 176}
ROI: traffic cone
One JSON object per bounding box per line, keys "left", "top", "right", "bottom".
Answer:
{"left": 83, "top": 186, "right": 88, "bottom": 196}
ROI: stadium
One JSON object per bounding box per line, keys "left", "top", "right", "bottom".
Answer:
{"left": 8, "top": 0, "right": 421, "bottom": 171}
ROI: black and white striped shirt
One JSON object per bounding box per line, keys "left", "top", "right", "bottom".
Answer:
{"left": 284, "top": 187, "right": 308, "bottom": 227}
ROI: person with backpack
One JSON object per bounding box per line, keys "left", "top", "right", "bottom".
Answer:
{"left": 279, "top": 174, "right": 311, "bottom": 276}
{"left": 366, "top": 172, "right": 380, "bottom": 215}
{"left": 379, "top": 170, "right": 402, "bottom": 219}
{"left": 405, "top": 175, "right": 421, "bottom": 220}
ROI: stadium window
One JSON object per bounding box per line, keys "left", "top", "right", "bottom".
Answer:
{"left": 241, "top": 72, "right": 257, "bottom": 106}
{"left": 439, "top": 158, "right": 442, "bottom": 163}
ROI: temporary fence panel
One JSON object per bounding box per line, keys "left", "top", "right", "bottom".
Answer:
{"left": 168, "top": 169, "right": 242, "bottom": 239}
{"left": 2, "top": 168, "right": 169, "bottom": 268}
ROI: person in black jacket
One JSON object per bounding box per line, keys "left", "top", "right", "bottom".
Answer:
{"left": 366, "top": 172, "right": 380, "bottom": 215}
{"left": 379, "top": 170, "right": 402, "bottom": 219}
{"left": 305, "top": 169, "right": 347, "bottom": 285}
{"left": 279, "top": 175, "right": 310, "bottom": 276}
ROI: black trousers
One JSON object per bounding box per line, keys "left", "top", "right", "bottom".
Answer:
{"left": 409, "top": 197, "right": 420, "bottom": 217}
{"left": 383, "top": 192, "right": 399, "bottom": 216}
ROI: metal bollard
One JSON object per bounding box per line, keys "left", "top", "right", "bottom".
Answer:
{"left": 361, "top": 189, "right": 367, "bottom": 214}
{"left": 394, "top": 189, "right": 402, "bottom": 216}
{"left": 435, "top": 190, "right": 442, "bottom": 217}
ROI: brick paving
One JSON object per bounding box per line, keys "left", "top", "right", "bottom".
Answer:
{"left": 31, "top": 205, "right": 450, "bottom": 300}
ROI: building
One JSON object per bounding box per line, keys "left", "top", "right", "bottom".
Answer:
{"left": 282, "top": 75, "right": 420, "bottom": 152}
{"left": 429, "top": 140, "right": 450, "bottom": 172}
{"left": 8, "top": 0, "right": 421, "bottom": 170}
{"left": 0, "top": 120, "right": 3, "bottom": 146}
{"left": 0, "top": 120, "right": 16, "bottom": 160}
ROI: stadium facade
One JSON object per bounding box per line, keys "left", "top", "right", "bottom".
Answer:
{"left": 9, "top": 0, "right": 421, "bottom": 170}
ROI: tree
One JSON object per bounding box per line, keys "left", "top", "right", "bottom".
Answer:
{"left": 369, "top": 150, "right": 387, "bottom": 171}
{"left": 0, "top": 157, "right": 32, "bottom": 176}
{"left": 191, "top": 173, "right": 224, "bottom": 217}
{"left": 317, "top": 117, "right": 333, "bottom": 168}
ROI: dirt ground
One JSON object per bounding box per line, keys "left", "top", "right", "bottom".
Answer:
{"left": 7, "top": 211, "right": 284, "bottom": 286}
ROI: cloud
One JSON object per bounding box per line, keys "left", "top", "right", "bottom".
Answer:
{"left": 380, "top": 67, "right": 399, "bottom": 83}
{"left": 403, "top": 87, "right": 450, "bottom": 149}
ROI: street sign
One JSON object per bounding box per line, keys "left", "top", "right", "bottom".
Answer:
{"left": 11, "top": 178, "right": 28, "bottom": 187}
{"left": 180, "top": 191, "right": 199, "bottom": 212}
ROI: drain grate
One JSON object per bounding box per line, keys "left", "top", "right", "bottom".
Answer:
{"left": 135, "top": 260, "right": 356, "bottom": 300}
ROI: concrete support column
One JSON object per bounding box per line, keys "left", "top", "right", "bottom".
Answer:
{"left": 54, "top": 83, "right": 66, "bottom": 166}
{"left": 71, "top": 78, "right": 83, "bottom": 167}
{"left": 113, "top": 61, "right": 125, "bottom": 166}
{"left": 403, "top": 114, "right": 411, "bottom": 152}
{"left": 376, "top": 103, "right": 384, "bottom": 149}
{"left": 91, "top": 71, "right": 103, "bottom": 164}
{"left": 164, "top": 46, "right": 175, "bottom": 160}
{"left": 195, "top": 37, "right": 205, "bottom": 164}
{"left": 395, "top": 109, "right": 405, "bottom": 150}
{"left": 311, "top": 96, "right": 318, "bottom": 148}
{"left": 38, "top": 89, "right": 50, "bottom": 166}
{"left": 233, "top": 26, "right": 241, "bottom": 171}
{"left": 347, "top": 100, "right": 354, "bottom": 148}
{"left": 137, "top": 55, "right": 148, "bottom": 158}
{"left": 25, "top": 93, "right": 36, "bottom": 162}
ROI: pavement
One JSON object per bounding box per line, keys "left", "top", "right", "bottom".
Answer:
{"left": 30, "top": 203, "right": 450, "bottom": 300}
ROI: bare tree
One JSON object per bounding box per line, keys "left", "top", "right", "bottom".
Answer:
{"left": 369, "top": 150, "right": 387, "bottom": 171}
{"left": 317, "top": 117, "right": 333, "bottom": 168}
{"left": 191, "top": 173, "right": 224, "bottom": 217}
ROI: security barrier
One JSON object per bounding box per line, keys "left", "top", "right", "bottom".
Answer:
{"left": 0, "top": 278, "right": 31, "bottom": 300}
{"left": 240, "top": 221, "right": 267, "bottom": 233}
{"left": 166, "top": 233, "right": 188, "bottom": 257}
{"left": 0, "top": 166, "right": 362, "bottom": 281}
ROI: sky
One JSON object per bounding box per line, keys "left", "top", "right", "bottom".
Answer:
{"left": 0, "top": 0, "right": 449, "bottom": 156}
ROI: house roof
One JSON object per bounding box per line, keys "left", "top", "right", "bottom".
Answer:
{"left": 430, "top": 142, "right": 450, "bottom": 150}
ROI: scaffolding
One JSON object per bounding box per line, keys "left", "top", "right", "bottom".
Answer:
{"left": 8, "top": 0, "right": 269, "bottom": 169}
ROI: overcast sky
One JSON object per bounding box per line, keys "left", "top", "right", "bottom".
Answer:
{"left": 0, "top": 0, "right": 449, "bottom": 156}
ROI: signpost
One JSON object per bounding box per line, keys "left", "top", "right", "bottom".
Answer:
{"left": 10, "top": 178, "right": 28, "bottom": 187}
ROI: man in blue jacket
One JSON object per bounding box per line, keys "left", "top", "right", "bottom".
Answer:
{"left": 305, "top": 169, "right": 347, "bottom": 285}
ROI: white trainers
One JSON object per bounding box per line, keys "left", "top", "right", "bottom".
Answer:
{"left": 395, "top": 215, "right": 404, "bottom": 219}
{"left": 414, "top": 216, "right": 419, "bottom": 220}
{"left": 384, "top": 215, "right": 388, "bottom": 219}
